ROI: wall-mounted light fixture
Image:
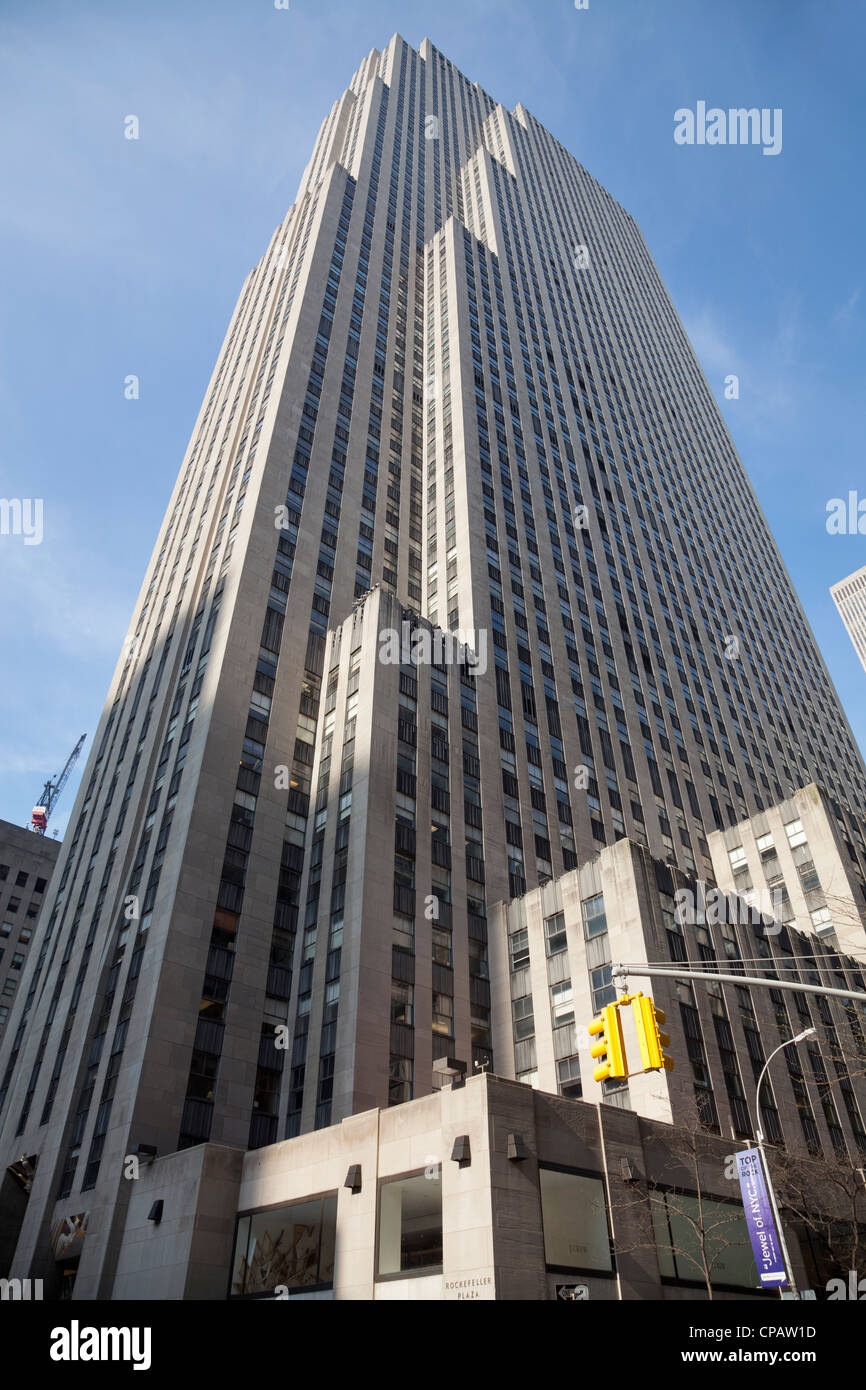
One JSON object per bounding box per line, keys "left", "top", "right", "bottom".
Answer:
{"left": 450, "top": 1135, "right": 471, "bottom": 1167}
{"left": 507, "top": 1133, "right": 528, "bottom": 1162}
{"left": 344, "top": 1164, "right": 362, "bottom": 1194}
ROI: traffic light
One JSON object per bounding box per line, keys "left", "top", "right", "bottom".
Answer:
{"left": 588, "top": 1003, "right": 628, "bottom": 1082}
{"left": 631, "top": 993, "right": 674, "bottom": 1072}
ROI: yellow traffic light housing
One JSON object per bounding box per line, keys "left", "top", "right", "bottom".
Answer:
{"left": 631, "top": 993, "right": 674, "bottom": 1073}
{"left": 588, "top": 1003, "right": 628, "bottom": 1082}
{"left": 586, "top": 990, "right": 674, "bottom": 1082}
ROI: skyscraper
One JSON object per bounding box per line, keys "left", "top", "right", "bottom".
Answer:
{"left": 2, "top": 34, "right": 864, "bottom": 1298}
{"left": 832, "top": 565, "right": 866, "bottom": 675}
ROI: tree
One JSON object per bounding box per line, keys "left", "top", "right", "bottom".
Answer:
{"left": 607, "top": 1098, "right": 756, "bottom": 1300}
{"left": 817, "top": 891, "right": 866, "bottom": 962}
{"left": 772, "top": 1143, "right": 866, "bottom": 1289}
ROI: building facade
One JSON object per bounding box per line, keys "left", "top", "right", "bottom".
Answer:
{"left": 0, "top": 821, "right": 60, "bottom": 1042}
{"left": 2, "top": 34, "right": 866, "bottom": 1298}
{"left": 92, "top": 1072, "right": 844, "bottom": 1301}
{"left": 490, "top": 837, "right": 866, "bottom": 1157}
{"left": 831, "top": 566, "right": 866, "bottom": 676}
{"left": 274, "top": 586, "right": 494, "bottom": 1138}
{"left": 708, "top": 783, "right": 866, "bottom": 964}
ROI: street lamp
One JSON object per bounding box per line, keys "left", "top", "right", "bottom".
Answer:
{"left": 753, "top": 1026, "right": 816, "bottom": 1298}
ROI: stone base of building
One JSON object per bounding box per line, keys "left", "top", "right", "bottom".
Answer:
{"left": 34, "top": 1073, "right": 814, "bottom": 1300}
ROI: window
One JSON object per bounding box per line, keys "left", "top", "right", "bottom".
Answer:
{"left": 432, "top": 993, "right": 453, "bottom": 1036}
{"left": 755, "top": 833, "right": 774, "bottom": 859}
{"left": 551, "top": 979, "right": 575, "bottom": 1028}
{"left": 10, "top": 953, "right": 24, "bottom": 972}
{"left": 591, "top": 964, "right": 615, "bottom": 1010}
{"left": 187, "top": 1050, "right": 218, "bottom": 1101}
{"left": 651, "top": 1191, "right": 754, "bottom": 1289}
{"left": 322, "top": 980, "right": 339, "bottom": 1024}
{"left": 6, "top": 898, "right": 19, "bottom": 914}
{"left": 544, "top": 911, "right": 567, "bottom": 956}
{"left": 785, "top": 819, "right": 807, "bottom": 849}
{"left": 512, "top": 995, "right": 534, "bottom": 1039}
{"left": 517, "top": 1069, "right": 539, "bottom": 1088}
{"left": 509, "top": 928, "right": 530, "bottom": 971}
{"left": 539, "top": 1167, "right": 612, "bottom": 1272}
{"left": 432, "top": 926, "right": 452, "bottom": 966}
{"left": 389, "top": 1057, "right": 413, "bottom": 1105}
{"left": 728, "top": 846, "right": 747, "bottom": 871}
{"left": 378, "top": 1169, "right": 442, "bottom": 1276}
{"left": 393, "top": 917, "right": 414, "bottom": 953}
{"left": 557, "top": 1055, "right": 582, "bottom": 1100}
{"left": 582, "top": 894, "right": 607, "bottom": 938}
{"left": 34, "top": 877, "right": 47, "bottom": 894}
{"left": 391, "top": 982, "right": 414, "bottom": 1027}
{"left": 231, "top": 1194, "right": 337, "bottom": 1297}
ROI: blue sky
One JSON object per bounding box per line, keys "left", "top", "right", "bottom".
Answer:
{"left": 1, "top": 0, "right": 864, "bottom": 836}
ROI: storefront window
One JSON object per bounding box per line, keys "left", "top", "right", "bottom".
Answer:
{"left": 378, "top": 1168, "right": 442, "bottom": 1276}
{"left": 539, "top": 1166, "right": 613, "bottom": 1272}
{"left": 231, "top": 1194, "right": 337, "bottom": 1296}
{"left": 651, "top": 1191, "right": 754, "bottom": 1288}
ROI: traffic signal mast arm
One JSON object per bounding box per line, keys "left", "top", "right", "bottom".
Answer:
{"left": 585, "top": 966, "right": 863, "bottom": 1086}
{"left": 610, "top": 964, "right": 866, "bottom": 1003}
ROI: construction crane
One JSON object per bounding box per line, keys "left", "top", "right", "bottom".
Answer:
{"left": 30, "top": 735, "right": 86, "bottom": 834}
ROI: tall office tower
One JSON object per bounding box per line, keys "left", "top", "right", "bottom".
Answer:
{"left": 832, "top": 566, "right": 866, "bottom": 675}
{"left": 1, "top": 33, "right": 865, "bottom": 1297}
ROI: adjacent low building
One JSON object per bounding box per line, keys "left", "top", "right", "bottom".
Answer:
{"left": 93, "top": 1071, "right": 810, "bottom": 1301}
{"left": 489, "top": 837, "right": 866, "bottom": 1155}
{"left": 707, "top": 783, "right": 866, "bottom": 963}
{"left": 0, "top": 820, "right": 60, "bottom": 1041}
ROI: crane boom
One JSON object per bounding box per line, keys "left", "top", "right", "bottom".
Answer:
{"left": 31, "top": 734, "right": 86, "bottom": 833}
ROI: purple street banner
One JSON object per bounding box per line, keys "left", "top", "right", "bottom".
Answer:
{"left": 736, "top": 1149, "right": 787, "bottom": 1287}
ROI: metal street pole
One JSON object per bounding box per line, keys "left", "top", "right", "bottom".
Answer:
{"left": 610, "top": 963, "right": 866, "bottom": 1003}
{"left": 753, "top": 1027, "right": 816, "bottom": 1299}
{"left": 607, "top": 964, "right": 860, "bottom": 1298}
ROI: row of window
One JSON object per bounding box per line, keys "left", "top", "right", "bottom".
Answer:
{"left": 229, "top": 1158, "right": 758, "bottom": 1296}
{"left": 0, "top": 867, "right": 48, "bottom": 892}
